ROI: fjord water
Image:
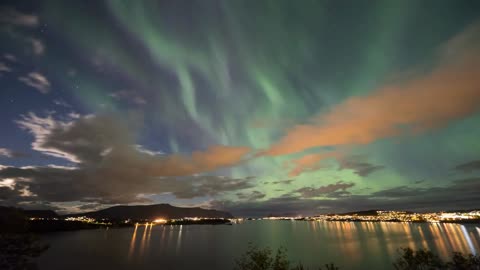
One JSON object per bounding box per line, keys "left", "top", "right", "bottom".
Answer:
{"left": 37, "top": 221, "right": 480, "bottom": 270}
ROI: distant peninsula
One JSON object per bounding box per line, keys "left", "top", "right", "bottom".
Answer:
{"left": 65, "top": 203, "right": 233, "bottom": 220}
{"left": 0, "top": 204, "right": 234, "bottom": 233}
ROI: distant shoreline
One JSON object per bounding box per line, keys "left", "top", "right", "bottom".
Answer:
{"left": 252, "top": 218, "right": 480, "bottom": 224}
{"left": 23, "top": 218, "right": 480, "bottom": 234}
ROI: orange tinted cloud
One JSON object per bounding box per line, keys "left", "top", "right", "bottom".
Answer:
{"left": 111, "top": 145, "right": 251, "bottom": 176}
{"left": 265, "top": 23, "right": 480, "bottom": 156}
{"left": 288, "top": 152, "right": 337, "bottom": 177}
{"left": 191, "top": 145, "right": 252, "bottom": 172}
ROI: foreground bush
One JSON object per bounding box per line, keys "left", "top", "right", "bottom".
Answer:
{"left": 234, "top": 245, "right": 480, "bottom": 270}
{"left": 0, "top": 234, "right": 49, "bottom": 270}
{"left": 234, "top": 244, "right": 338, "bottom": 270}
{"left": 393, "top": 247, "right": 480, "bottom": 270}
{"left": 0, "top": 206, "right": 49, "bottom": 269}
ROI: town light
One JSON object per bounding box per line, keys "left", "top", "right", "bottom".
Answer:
{"left": 153, "top": 218, "right": 167, "bottom": 224}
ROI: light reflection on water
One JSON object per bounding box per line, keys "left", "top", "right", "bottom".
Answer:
{"left": 38, "top": 221, "right": 480, "bottom": 270}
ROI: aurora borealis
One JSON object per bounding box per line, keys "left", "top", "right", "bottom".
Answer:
{"left": 1, "top": 1, "right": 480, "bottom": 216}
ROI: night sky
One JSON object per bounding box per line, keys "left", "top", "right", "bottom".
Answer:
{"left": 1, "top": 0, "right": 480, "bottom": 216}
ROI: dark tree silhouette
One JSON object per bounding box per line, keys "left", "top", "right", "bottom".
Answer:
{"left": 393, "top": 247, "right": 445, "bottom": 269}
{"left": 0, "top": 234, "right": 49, "bottom": 270}
{"left": 393, "top": 247, "right": 480, "bottom": 270}
{"left": 234, "top": 244, "right": 339, "bottom": 270}
{"left": 235, "top": 245, "right": 480, "bottom": 270}
{"left": 0, "top": 206, "right": 49, "bottom": 270}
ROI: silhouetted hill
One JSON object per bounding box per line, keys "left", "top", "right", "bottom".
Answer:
{"left": 65, "top": 204, "right": 233, "bottom": 220}
{"left": 0, "top": 206, "right": 28, "bottom": 233}
{"left": 339, "top": 210, "right": 381, "bottom": 216}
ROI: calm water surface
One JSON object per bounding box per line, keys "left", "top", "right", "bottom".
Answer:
{"left": 37, "top": 221, "right": 480, "bottom": 269}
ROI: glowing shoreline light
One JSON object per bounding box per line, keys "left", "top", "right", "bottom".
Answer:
{"left": 153, "top": 218, "right": 167, "bottom": 224}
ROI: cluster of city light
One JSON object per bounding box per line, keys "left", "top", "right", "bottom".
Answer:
{"left": 263, "top": 216, "right": 304, "bottom": 220}
{"left": 65, "top": 216, "right": 96, "bottom": 223}
{"left": 153, "top": 218, "right": 167, "bottom": 224}
{"left": 439, "top": 211, "right": 480, "bottom": 221}
{"left": 128, "top": 217, "right": 233, "bottom": 226}
{"left": 29, "top": 217, "right": 59, "bottom": 221}
{"left": 263, "top": 210, "right": 480, "bottom": 223}
{"left": 168, "top": 217, "right": 222, "bottom": 222}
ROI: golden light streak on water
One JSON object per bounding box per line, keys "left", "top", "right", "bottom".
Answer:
{"left": 417, "top": 225, "right": 429, "bottom": 249}
{"left": 176, "top": 225, "right": 183, "bottom": 254}
{"left": 161, "top": 225, "right": 166, "bottom": 246}
{"left": 470, "top": 231, "right": 480, "bottom": 251}
{"left": 341, "top": 222, "right": 361, "bottom": 262}
{"left": 128, "top": 223, "right": 139, "bottom": 260}
{"left": 461, "top": 225, "right": 476, "bottom": 255}
{"left": 138, "top": 223, "right": 151, "bottom": 257}
{"left": 145, "top": 223, "right": 154, "bottom": 254}
{"left": 123, "top": 221, "right": 479, "bottom": 265}
{"left": 431, "top": 223, "right": 449, "bottom": 258}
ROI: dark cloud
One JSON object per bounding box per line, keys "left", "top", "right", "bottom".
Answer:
{"left": 0, "top": 165, "right": 253, "bottom": 206}
{"left": 16, "top": 113, "right": 132, "bottom": 163}
{"left": 270, "top": 179, "right": 294, "bottom": 185}
{"left": 213, "top": 178, "right": 480, "bottom": 217}
{"left": 454, "top": 160, "right": 480, "bottom": 173}
{"left": 17, "top": 201, "right": 61, "bottom": 211}
{"left": 211, "top": 195, "right": 325, "bottom": 217}
{"left": 338, "top": 155, "right": 384, "bottom": 177}
{"left": 171, "top": 176, "right": 253, "bottom": 199}
{"left": 77, "top": 203, "right": 104, "bottom": 211}
{"left": 0, "top": 186, "right": 22, "bottom": 201}
{"left": 294, "top": 181, "right": 355, "bottom": 198}
{"left": 0, "top": 113, "right": 252, "bottom": 208}
{"left": 16, "top": 112, "right": 250, "bottom": 170}
{"left": 236, "top": 191, "right": 266, "bottom": 201}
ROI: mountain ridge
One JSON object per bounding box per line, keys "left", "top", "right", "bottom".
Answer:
{"left": 65, "top": 203, "right": 233, "bottom": 220}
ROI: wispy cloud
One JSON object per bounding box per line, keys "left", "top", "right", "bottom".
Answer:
{"left": 3, "top": 112, "right": 253, "bottom": 205}
{"left": 0, "top": 148, "right": 13, "bottom": 158}
{"left": 30, "top": 38, "right": 45, "bottom": 55}
{"left": 0, "top": 7, "right": 38, "bottom": 27}
{"left": 3, "top": 54, "right": 17, "bottom": 62}
{"left": 53, "top": 99, "right": 72, "bottom": 108}
{"left": 0, "top": 62, "right": 12, "bottom": 73}
{"left": 18, "top": 72, "right": 51, "bottom": 93}
{"left": 110, "top": 90, "right": 147, "bottom": 105}
{"left": 294, "top": 181, "right": 355, "bottom": 198}
{"left": 454, "top": 160, "right": 480, "bottom": 173}
{"left": 270, "top": 179, "right": 294, "bottom": 185}
{"left": 236, "top": 191, "right": 266, "bottom": 201}
{"left": 337, "top": 155, "right": 384, "bottom": 177}
{"left": 135, "top": 144, "right": 164, "bottom": 156}
{"left": 0, "top": 148, "right": 27, "bottom": 158}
